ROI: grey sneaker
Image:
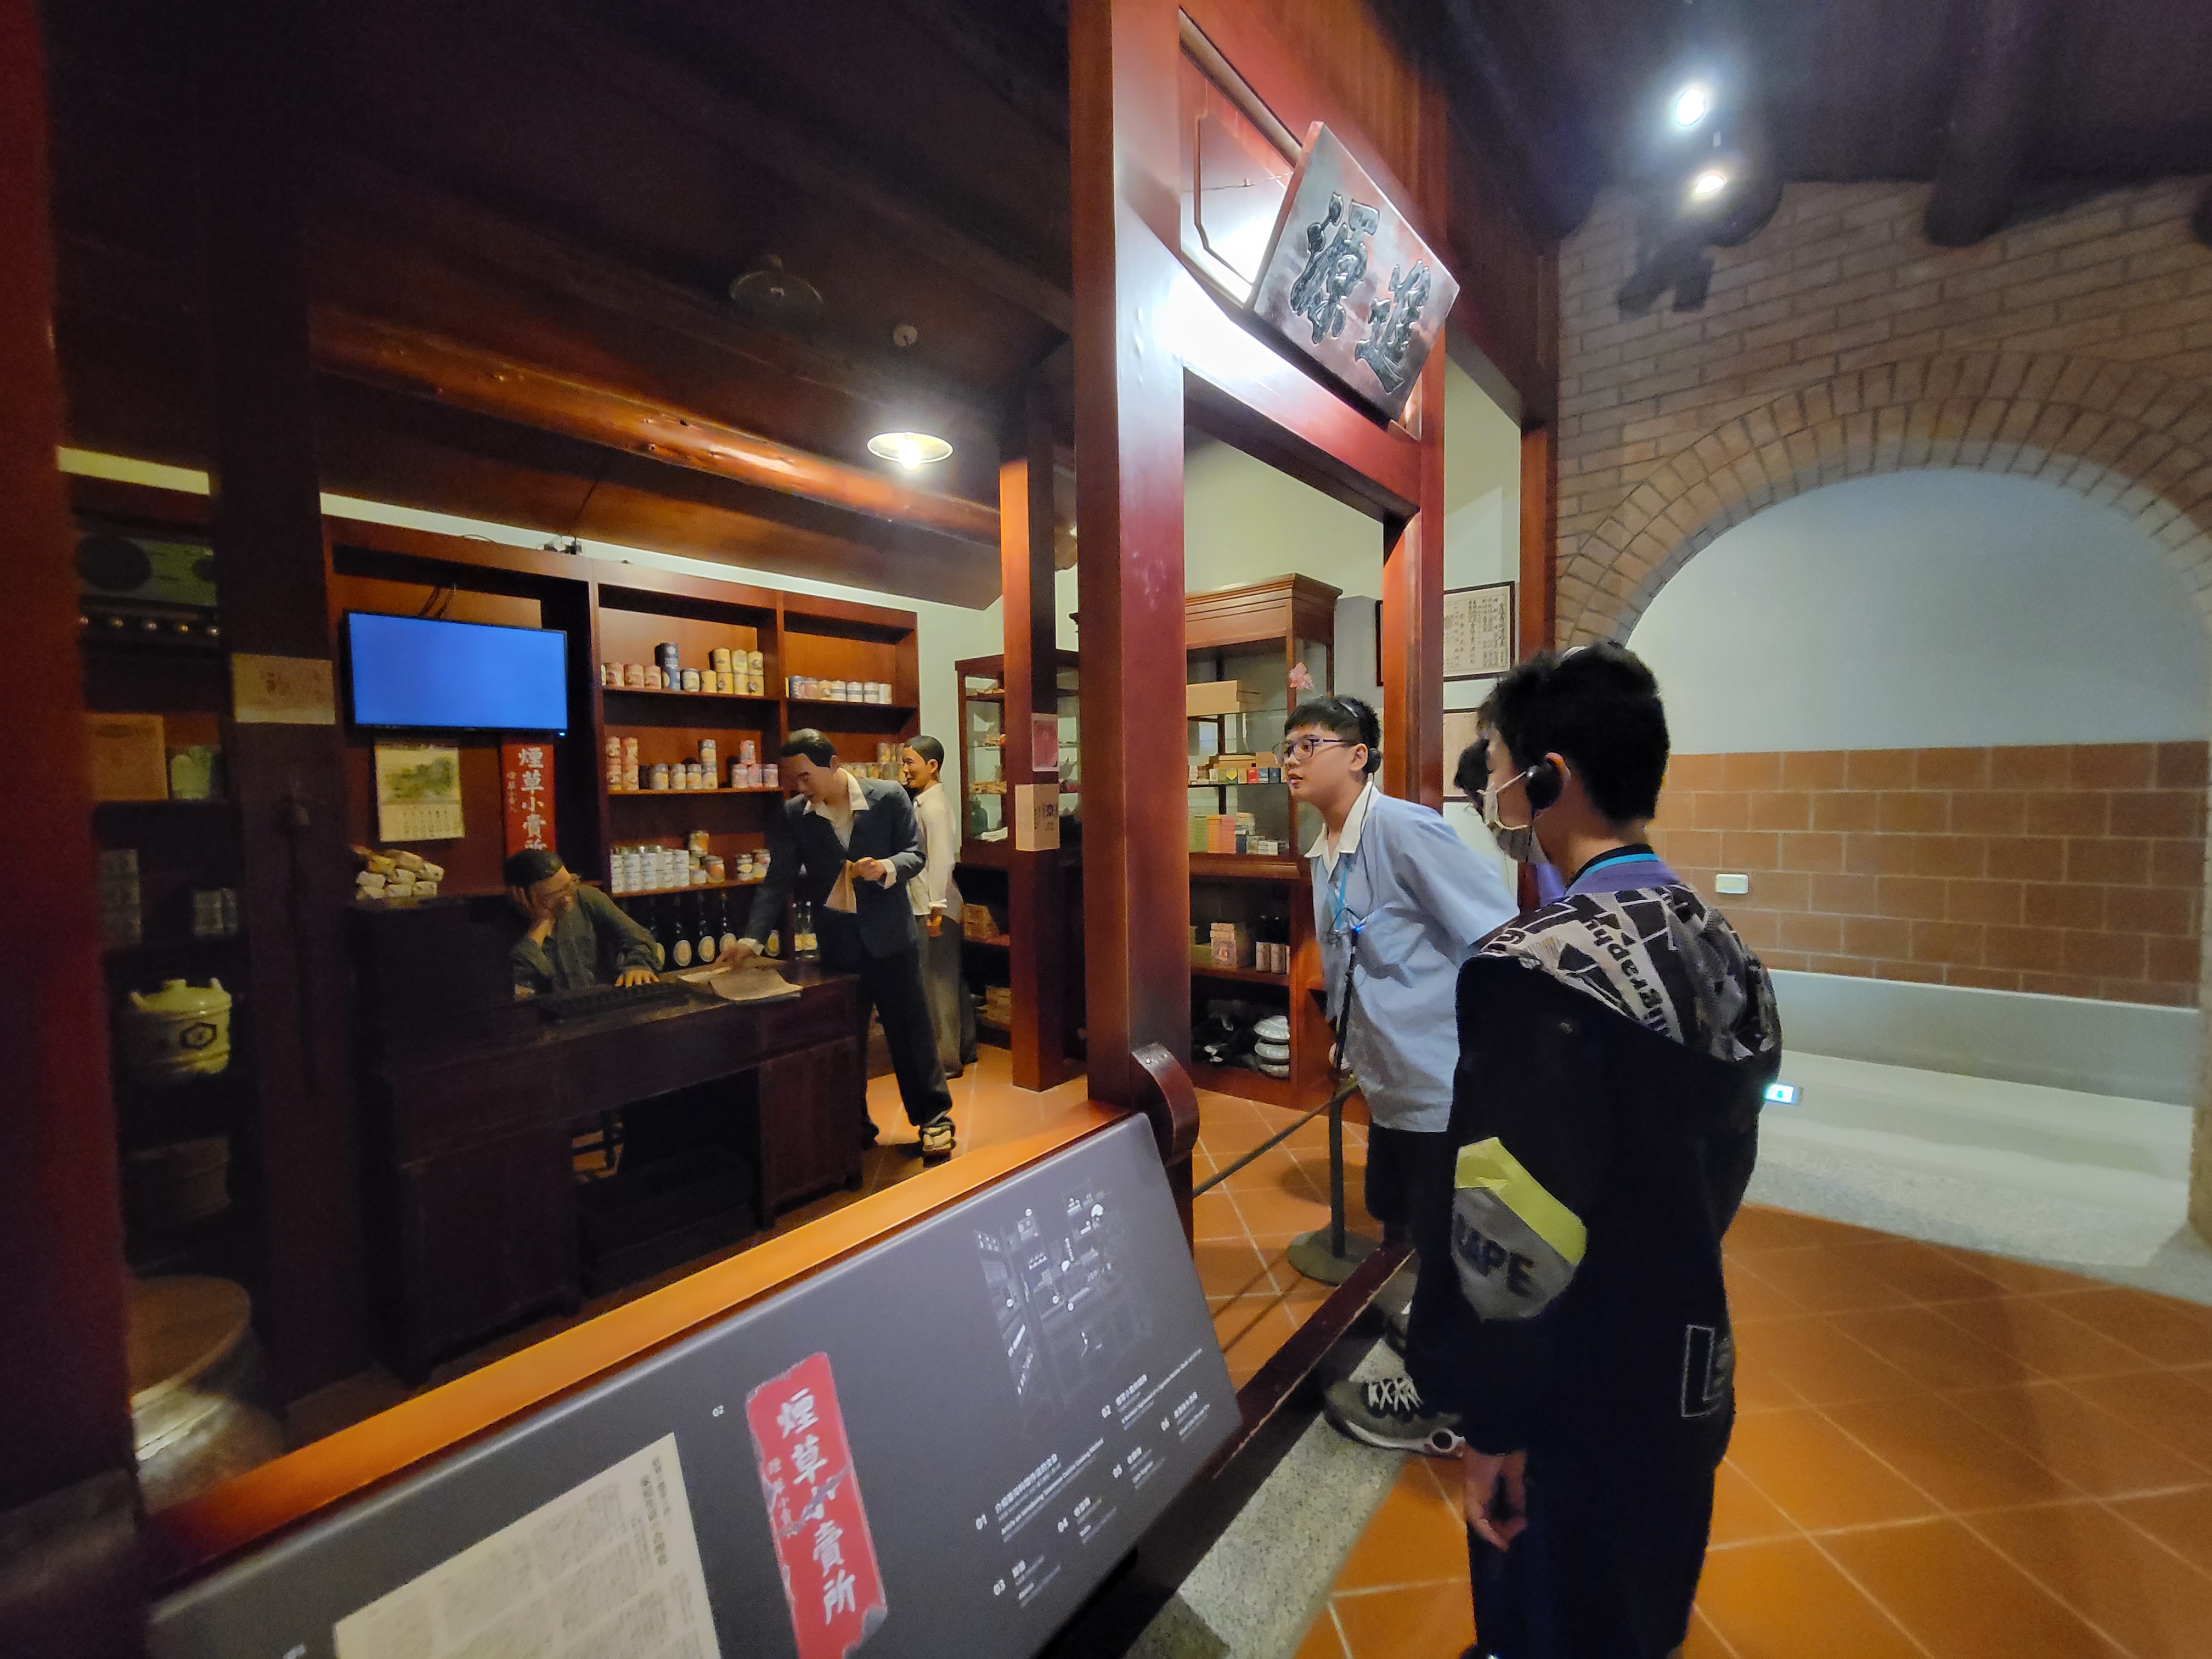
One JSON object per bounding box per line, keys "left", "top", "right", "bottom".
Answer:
{"left": 1324, "top": 1373, "right": 1462, "bottom": 1457}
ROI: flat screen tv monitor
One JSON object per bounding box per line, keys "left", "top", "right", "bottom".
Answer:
{"left": 345, "top": 612, "right": 569, "bottom": 733}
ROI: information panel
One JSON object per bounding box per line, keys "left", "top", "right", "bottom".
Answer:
{"left": 151, "top": 1118, "right": 1235, "bottom": 1659}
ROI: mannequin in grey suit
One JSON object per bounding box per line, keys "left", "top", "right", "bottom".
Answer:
{"left": 732, "top": 730, "right": 957, "bottom": 1159}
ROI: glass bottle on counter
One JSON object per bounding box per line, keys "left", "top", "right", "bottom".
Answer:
{"left": 715, "top": 893, "right": 738, "bottom": 958}
{"left": 693, "top": 896, "right": 717, "bottom": 966}
{"left": 668, "top": 894, "right": 693, "bottom": 968}
{"left": 792, "top": 900, "right": 819, "bottom": 961}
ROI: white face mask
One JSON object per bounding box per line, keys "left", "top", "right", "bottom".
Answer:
{"left": 1480, "top": 764, "right": 1546, "bottom": 865}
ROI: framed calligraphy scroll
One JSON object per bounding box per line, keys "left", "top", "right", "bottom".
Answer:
{"left": 1442, "top": 582, "right": 1516, "bottom": 681}
{"left": 1248, "top": 124, "right": 1460, "bottom": 421}
{"left": 501, "top": 740, "right": 554, "bottom": 856}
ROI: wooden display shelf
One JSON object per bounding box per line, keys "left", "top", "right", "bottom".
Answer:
{"left": 1191, "top": 962, "right": 1288, "bottom": 987}
{"left": 1187, "top": 1059, "right": 1299, "bottom": 1108}
{"left": 1190, "top": 851, "right": 1307, "bottom": 881}
{"left": 608, "top": 787, "right": 784, "bottom": 797}
{"left": 784, "top": 697, "right": 915, "bottom": 716}
{"left": 612, "top": 877, "right": 766, "bottom": 899}
{"left": 601, "top": 685, "right": 775, "bottom": 703}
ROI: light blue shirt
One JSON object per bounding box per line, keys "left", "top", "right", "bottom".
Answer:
{"left": 1310, "top": 783, "right": 1518, "bottom": 1132}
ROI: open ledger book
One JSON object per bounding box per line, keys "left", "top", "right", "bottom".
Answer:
{"left": 697, "top": 962, "right": 802, "bottom": 1003}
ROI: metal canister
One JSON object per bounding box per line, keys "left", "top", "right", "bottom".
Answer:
{"left": 656, "top": 642, "right": 680, "bottom": 674}
{"left": 650, "top": 763, "right": 670, "bottom": 791}
{"left": 710, "top": 646, "right": 732, "bottom": 674}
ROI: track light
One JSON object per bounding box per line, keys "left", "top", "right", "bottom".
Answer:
{"left": 1671, "top": 83, "right": 1713, "bottom": 130}
{"left": 867, "top": 432, "right": 952, "bottom": 470}
{"left": 1689, "top": 168, "right": 1731, "bottom": 202}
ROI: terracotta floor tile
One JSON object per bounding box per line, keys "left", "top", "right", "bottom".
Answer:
{"left": 1291, "top": 1608, "right": 1349, "bottom": 1659}
{"left": 1192, "top": 1189, "right": 1246, "bottom": 1241}
{"left": 1692, "top": 1536, "right": 1923, "bottom": 1659}
{"left": 2081, "top": 1370, "right": 2212, "bottom": 1469}
{"left": 1736, "top": 1314, "right": 1927, "bottom": 1407}
{"left": 1965, "top": 1499, "right": 2212, "bottom": 1659}
{"left": 1841, "top": 1238, "right": 2010, "bottom": 1305}
{"left": 1723, "top": 1259, "right": 1806, "bottom": 1324}
{"left": 1723, "top": 1407, "right": 1941, "bottom": 1532}
{"left": 1193, "top": 1237, "right": 1274, "bottom": 1300}
{"left": 1821, "top": 1393, "right": 2079, "bottom": 1513}
{"left": 1708, "top": 1460, "right": 1798, "bottom": 1548}
{"left": 1229, "top": 1183, "right": 1335, "bottom": 1245}
{"left": 1740, "top": 1246, "right": 1918, "bottom": 1314}
{"left": 1950, "top": 1380, "right": 2210, "bottom": 1499}
{"left": 1776, "top": 1213, "right": 1898, "bottom": 1250}
{"left": 1724, "top": 1205, "right": 1821, "bottom": 1256}
{"left": 2035, "top": 1287, "right": 2212, "bottom": 1368}
{"left": 1822, "top": 1517, "right": 2128, "bottom": 1658}
{"left": 2109, "top": 1486, "right": 2212, "bottom": 1577}
{"left": 1931, "top": 1294, "right": 2163, "bottom": 1381}
{"left": 1213, "top": 1289, "right": 1296, "bottom": 1362}
{"left": 1331, "top": 1579, "right": 1475, "bottom": 1658}
{"left": 1936, "top": 1245, "right": 2103, "bottom": 1296}
{"left": 1333, "top": 1458, "right": 1471, "bottom": 1591}
{"left": 1828, "top": 1303, "right": 2039, "bottom": 1392}
{"left": 1679, "top": 1607, "right": 1739, "bottom": 1659}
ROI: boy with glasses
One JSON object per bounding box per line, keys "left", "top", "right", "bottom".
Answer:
{"left": 1280, "top": 696, "right": 1517, "bottom": 1455}
{"left": 1404, "top": 645, "right": 1779, "bottom": 1659}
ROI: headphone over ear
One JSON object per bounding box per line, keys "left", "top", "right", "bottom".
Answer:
{"left": 1523, "top": 755, "right": 1565, "bottom": 813}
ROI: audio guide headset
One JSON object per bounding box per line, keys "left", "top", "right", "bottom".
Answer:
{"left": 1522, "top": 754, "right": 1565, "bottom": 813}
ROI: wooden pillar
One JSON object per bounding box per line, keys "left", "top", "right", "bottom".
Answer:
{"left": 1000, "top": 389, "right": 1072, "bottom": 1090}
{"left": 201, "top": 0, "right": 367, "bottom": 1395}
{"left": 1381, "top": 350, "right": 1448, "bottom": 808}
{"left": 0, "top": 2, "right": 144, "bottom": 1651}
{"left": 1519, "top": 424, "right": 1558, "bottom": 653}
{"left": 1069, "top": 0, "right": 1192, "bottom": 1110}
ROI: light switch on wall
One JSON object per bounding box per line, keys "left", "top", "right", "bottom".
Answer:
{"left": 1714, "top": 872, "right": 1750, "bottom": 895}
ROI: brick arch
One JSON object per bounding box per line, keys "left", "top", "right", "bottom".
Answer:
{"left": 1559, "top": 350, "right": 2212, "bottom": 647}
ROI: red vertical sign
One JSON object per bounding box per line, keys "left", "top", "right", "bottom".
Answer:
{"left": 746, "top": 1352, "right": 888, "bottom": 1658}
{"left": 501, "top": 741, "right": 553, "bottom": 856}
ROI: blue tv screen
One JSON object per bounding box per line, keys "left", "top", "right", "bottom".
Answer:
{"left": 345, "top": 612, "right": 569, "bottom": 733}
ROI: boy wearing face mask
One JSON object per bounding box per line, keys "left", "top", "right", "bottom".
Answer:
{"left": 1404, "top": 645, "right": 1780, "bottom": 1659}
{"left": 1280, "top": 696, "right": 1517, "bottom": 1457}
{"left": 1455, "top": 736, "right": 1564, "bottom": 907}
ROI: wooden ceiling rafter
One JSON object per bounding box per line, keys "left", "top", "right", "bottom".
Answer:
{"left": 530, "top": 2, "right": 1074, "bottom": 334}
{"left": 312, "top": 307, "right": 1000, "bottom": 546}
{"left": 1923, "top": 0, "right": 2062, "bottom": 247}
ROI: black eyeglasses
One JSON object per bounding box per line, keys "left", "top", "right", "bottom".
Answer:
{"left": 1284, "top": 736, "right": 1351, "bottom": 763}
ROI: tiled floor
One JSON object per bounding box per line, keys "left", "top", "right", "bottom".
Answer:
{"left": 1293, "top": 1203, "right": 2212, "bottom": 1659}
{"left": 1194, "top": 1092, "right": 1379, "bottom": 1389}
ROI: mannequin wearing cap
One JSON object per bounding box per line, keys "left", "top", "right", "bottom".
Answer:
{"left": 505, "top": 848, "right": 660, "bottom": 996}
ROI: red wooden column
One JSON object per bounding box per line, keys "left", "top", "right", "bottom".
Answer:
{"left": 1069, "top": 0, "right": 1194, "bottom": 1113}
{"left": 1381, "top": 349, "right": 1449, "bottom": 809}
{"left": 201, "top": 0, "right": 367, "bottom": 1394}
{"left": 999, "top": 390, "right": 1073, "bottom": 1090}
{"left": 1519, "top": 424, "right": 1558, "bottom": 653}
{"left": 0, "top": 2, "right": 144, "bottom": 1651}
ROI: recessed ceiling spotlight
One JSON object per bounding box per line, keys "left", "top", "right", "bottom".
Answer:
{"left": 868, "top": 431, "right": 953, "bottom": 470}
{"left": 1672, "top": 83, "right": 1713, "bottom": 129}
{"left": 1690, "top": 167, "right": 1731, "bottom": 201}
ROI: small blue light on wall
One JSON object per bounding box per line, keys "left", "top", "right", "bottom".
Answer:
{"left": 1764, "top": 1082, "right": 1799, "bottom": 1105}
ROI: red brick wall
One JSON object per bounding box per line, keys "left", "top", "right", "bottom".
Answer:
{"left": 1649, "top": 742, "right": 2209, "bottom": 1005}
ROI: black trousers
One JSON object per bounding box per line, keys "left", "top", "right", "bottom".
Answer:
{"left": 1364, "top": 1122, "right": 1455, "bottom": 1247}
{"left": 1466, "top": 1443, "right": 1713, "bottom": 1659}
{"left": 832, "top": 943, "right": 953, "bottom": 1128}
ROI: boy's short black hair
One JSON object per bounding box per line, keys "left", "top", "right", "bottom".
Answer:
{"left": 1488, "top": 644, "right": 1668, "bottom": 823}
{"left": 904, "top": 734, "right": 945, "bottom": 769}
{"left": 1284, "top": 695, "right": 1382, "bottom": 776}
{"left": 781, "top": 727, "right": 838, "bottom": 767}
{"left": 1452, "top": 741, "right": 1490, "bottom": 801}
{"left": 503, "top": 848, "right": 566, "bottom": 889}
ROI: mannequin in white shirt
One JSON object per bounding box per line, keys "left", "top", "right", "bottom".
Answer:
{"left": 901, "top": 737, "right": 975, "bottom": 1077}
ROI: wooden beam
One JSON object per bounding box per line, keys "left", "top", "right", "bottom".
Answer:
{"left": 0, "top": 14, "right": 142, "bottom": 1651}
{"left": 313, "top": 151, "right": 1008, "bottom": 456}
{"left": 1520, "top": 423, "right": 1558, "bottom": 653}
{"left": 893, "top": 0, "right": 1070, "bottom": 145}
{"left": 1417, "top": 0, "right": 1603, "bottom": 238}
{"left": 534, "top": 3, "right": 1073, "bottom": 334}
{"left": 201, "top": 0, "right": 370, "bottom": 1397}
{"left": 1924, "top": 0, "right": 2059, "bottom": 248}
{"left": 312, "top": 308, "right": 1002, "bottom": 546}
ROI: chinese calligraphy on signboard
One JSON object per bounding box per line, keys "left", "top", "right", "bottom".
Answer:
{"left": 502, "top": 741, "right": 554, "bottom": 857}
{"left": 1249, "top": 125, "right": 1460, "bottom": 421}
{"left": 747, "top": 1352, "right": 888, "bottom": 1659}
{"left": 1442, "top": 582, "right": 1516, "bottom": 681}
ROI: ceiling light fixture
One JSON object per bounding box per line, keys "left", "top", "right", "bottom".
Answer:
{"left": 867, "top": 431, "right": 953, "bottom": 470}
{"left": 1671, "top": 83, "right": 1713, "bottom": 130}
{"left": 1689, "top": 167, "right": 1731, "bottom": 202}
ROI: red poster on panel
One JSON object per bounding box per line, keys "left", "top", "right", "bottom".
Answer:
{"left": 746, "top": 1351, "right": 888, "bottom": 1658}
{"left": 501, "top": 741, "right": 554, "bottom": 856}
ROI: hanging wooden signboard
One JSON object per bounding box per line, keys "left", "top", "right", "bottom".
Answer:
{"left": 1248, "top": 124, "right": 1460, "bottom": 422}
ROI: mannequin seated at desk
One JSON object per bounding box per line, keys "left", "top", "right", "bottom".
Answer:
{"left": 505, "top": 848, "right": 660, "bottom": 996}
